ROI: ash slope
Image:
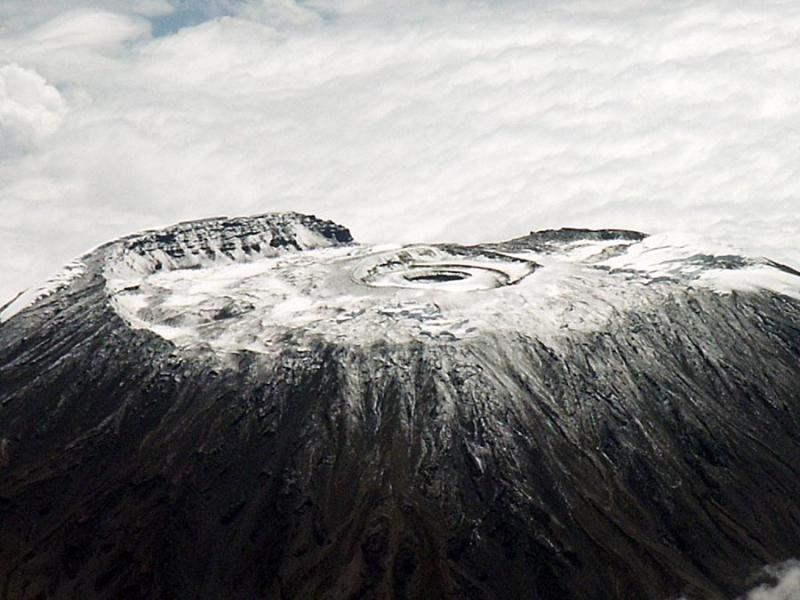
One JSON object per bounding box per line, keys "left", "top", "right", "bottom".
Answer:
{"left": 1, "top": 213, "right": 800, "bottom": 600}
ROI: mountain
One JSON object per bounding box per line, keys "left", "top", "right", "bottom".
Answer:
{"left": 1, "top": 212, "right": 799, "bottom": 600}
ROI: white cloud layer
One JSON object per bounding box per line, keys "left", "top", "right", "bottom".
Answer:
{"left": 1, "top": 0, "right": 800, "bottom": 301}
{"left": 741, "top": 561, "right": 800, "bottom": 600}
{"left": 0, "top": 64, "right": 65, "bottom": 157}
{"left": 670, "top": 561, "right": 800, "bottom": 600}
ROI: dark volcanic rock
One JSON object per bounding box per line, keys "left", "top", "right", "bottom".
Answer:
{"left": 0, "top": 213, "right": 799, "bottom": 600}
{"left": 492, "top": 227, "right": 647, "bottom": 254}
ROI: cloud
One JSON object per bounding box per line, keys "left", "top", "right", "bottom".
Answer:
{"left": 0, "top": 64, "right": 65, "bottom": 157}
{"left": 669, "top": 561, "right": 800, "bottom": 600}
{"left": 679, "top": 560, "right": 800, "bottom": 600}
{"left": 1, "top": 0, "right": 800, "bottom": 301}
{"left": 0, "top": 0, "right": 172, "bottom": 33}
{"left": 741, "top": 561, "right": 800, "bottom": 600}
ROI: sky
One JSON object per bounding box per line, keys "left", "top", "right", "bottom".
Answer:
{"left": 1, "top": 0, "right": 800, "bottom": 304}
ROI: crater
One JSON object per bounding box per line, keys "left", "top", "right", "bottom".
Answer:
{"left": 354, "top": 245, "right": 538, "bottom": 292}
{"left": 403, "top": 270, "right": 471, "bottom": 283}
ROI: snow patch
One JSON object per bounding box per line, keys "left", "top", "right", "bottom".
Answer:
{"left": 102, "top": 227, "right": 800, "bottom": 356}
{"left": 0, "top": 259, "right": 85, "bottom": 322}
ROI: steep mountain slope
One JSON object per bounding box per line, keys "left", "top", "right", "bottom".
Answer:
{"left": 1, "top": 212, "right": 799, "bottom": 600}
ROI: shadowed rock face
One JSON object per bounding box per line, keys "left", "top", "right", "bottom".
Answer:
{"left": 1, "top": 213, "right": 799, "bottom": 600}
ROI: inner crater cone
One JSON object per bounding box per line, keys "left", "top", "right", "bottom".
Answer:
{"left": 403, "top": 270, "right": 471, "bottom": 283}
{"left": 357, "top": 245, "right": 536, "bottom": 292}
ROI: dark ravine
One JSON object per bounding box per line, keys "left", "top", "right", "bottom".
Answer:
{"left": 1, "top": 213, "right": 799, "bottom": 600}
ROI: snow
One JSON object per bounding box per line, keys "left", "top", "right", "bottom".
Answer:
{"left": 697, "top": 266, "right": 800, "bottom": 300}
{"left": 6, "top": 217, "right": 798, "bottom": 356}
{"left": 0, "top": 259, "right": 86, "bottom": 322}
{"left": 596, "top": 232, "right": 800, "bottom": 298}
{"left": 104, "top": 229, "right": 800, "bottom": 357}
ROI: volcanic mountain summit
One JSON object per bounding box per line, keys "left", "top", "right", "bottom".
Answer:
{"left": 1, "top": 212, "right": 799, "bottom": 600}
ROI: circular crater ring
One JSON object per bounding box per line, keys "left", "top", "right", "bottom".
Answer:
{"left": 406, "top": 262, "right": 514, "bottom": 285}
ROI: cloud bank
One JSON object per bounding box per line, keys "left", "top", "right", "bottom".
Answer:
{"left": 1, "top": 0, "right": 800, "bottom": 301}
{"left": 740, "top": 561, "right": 800, "bottom": 600}
{"left": 0, "top": 64, "right": 65, "bottom": 157}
